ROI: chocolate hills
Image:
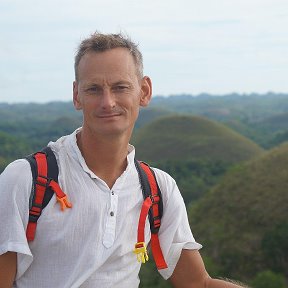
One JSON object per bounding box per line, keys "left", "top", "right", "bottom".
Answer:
{"left": 188, "top": 143, "right": 288, "bottom": 282}
{"left": 132, "top": 115, "right": 264, "bottom": 164}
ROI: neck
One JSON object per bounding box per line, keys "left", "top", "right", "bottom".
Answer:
{"left": 76, "top": 127, "right": 131, "bottom": 189}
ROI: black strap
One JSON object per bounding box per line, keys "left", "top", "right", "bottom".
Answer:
{"left": 134, "top": 159, "right": 163, "bottom": 234}
{"left": 26, "top": 146, "right": 59, "bottom": 210}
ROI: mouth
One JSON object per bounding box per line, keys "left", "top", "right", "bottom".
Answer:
{"left": 97, "top": 113, "right": 121, "bottom": 119}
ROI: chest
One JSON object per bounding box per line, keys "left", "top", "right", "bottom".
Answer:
{"left": 30, "top": 165, "right": 148, "bottom": 255}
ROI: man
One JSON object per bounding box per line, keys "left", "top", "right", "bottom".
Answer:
{"left": 0, "top": 32, "right": 246, "bottom": 287}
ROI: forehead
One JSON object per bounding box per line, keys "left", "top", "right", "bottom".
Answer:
{"left": 77, "top": 48, "right": 138, "bottom": 82}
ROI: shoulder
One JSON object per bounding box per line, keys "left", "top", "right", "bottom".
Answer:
{"left": 152, "top": 167, "right": 176, "bottom": 189}
{"left": 0, "top": 159, "right": 33, "bottom": 260}
{"left": 47, "top": 129, "right": 80, "bottom": 164}
{"left": 1, "top": 159, "right": 32, "bottom": 181}
{"left": 0, "top": 159, "right": 32, "bottom": 201}
{"left": 151, "top": 167, "right": 183, "bottom": 206}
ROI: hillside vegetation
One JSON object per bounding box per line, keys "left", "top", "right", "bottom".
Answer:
{"left": 148, "top": 93, "right": 288, "bottom": 148}
{"left": 136, "top": 107, "right": 173, "bottom": 129}
{"left": 1, "top": 94, "right": 288, "bottom": 287}
{"left": 133, "top": 115, "right": 263, "bottom": 164}
{"left": 0, "top": 131, "right": 32, "bottom": 171}
{"left": 189, "top": 143, "right": 288, "bottom": 282}
{"left": 132, "top": 115, "right": 264, "bottom": 205}
{"left": 2, "top": 93, "right": 288, "bottom": 148}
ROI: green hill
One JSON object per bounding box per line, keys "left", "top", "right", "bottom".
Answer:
{"left": 0, "top": 131, "right": 32, "bottom": 172}
{"left": 253, "top": 112, "right": 288, "bottom": 133}
{"left": 132, "top": 115, "right": 264, "bottom": 205}
{"left": 188, "top": 143, "right": 288, "bottom": 282}
{"left": 135, "top": 107, "right": 173, "bottom": 129}
{"left": 132, "top": 115, "right": 264, "bottom": 164}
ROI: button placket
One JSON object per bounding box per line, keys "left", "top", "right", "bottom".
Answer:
{"left": 102, "top": 191, "right": 118, "bottom": 248}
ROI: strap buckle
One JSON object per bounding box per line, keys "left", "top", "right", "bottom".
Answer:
{"left": 133, "top": 242, "right": 149, "bottom": 264}
{"left": 150, "top": 195, "right": 160, "bottom": 204}
{"left": 35, "top": 175, "right": 51, "bottom": 187}
{"left": 152, "top": 215, "right": 161, "bottom": 228}
{"left": 28, "top": 213, "right": 40, "bottom": 223}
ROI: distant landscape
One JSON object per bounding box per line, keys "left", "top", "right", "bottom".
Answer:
{"left": 1, "top": 93, "right": 288, "bottom": 288}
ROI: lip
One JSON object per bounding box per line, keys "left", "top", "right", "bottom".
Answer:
{"left": 97, "top": 113, "right": 121, "bottom": 118}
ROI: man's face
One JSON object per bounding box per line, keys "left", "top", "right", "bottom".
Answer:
{"left": 73, "top": 48, "right": 152, "bottom": 138}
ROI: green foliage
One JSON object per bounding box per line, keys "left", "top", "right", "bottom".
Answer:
{"left": 0, "top": 116, "right": 81, "bottom": 150}
{"left": 188, "top": 144, "right": 288, "bottom": 281}
{"left": 0, "top": 102, "right": 79, "bottom": 123}
{"left": 0, "top": 131, "right": 29, "bottom": 157}
{"left": 266, "top": 130, "right": 288, "bottom": 148}
{"left": 133, "top": 114, "right": 264, "bottom": 206}
{"left": 133, "top": 115, "right": 263, "bottom": 164}
{"left": 0, "top": 131, "right": 32, "bottom": 172}
{"left": 2, "top": 95, "right": 288, "bottom": 285}
{"left": 149, "top": 93, "right": 288, "bottom": 125}
{"left": 262, "top": 221, "right": 288, "bottom": 275}
{"left": 146, "top": 93, "right": 288, "bottom": 148}
{"left": 154, "top": 159, "right": 229, "bottom": 203}
{"left": 202, "top": 256, "right": 222, "bottom": 278}
{"left": 2, "top": 93, "right": 288, "bottom": 149}
{"left": 0, "top": 156, "right": 8, "bottom": 173}
{"left": 139, "top": 257, "right": 171, "bottom": 288}
{"left": 250, "top": 270, "right": 287, "bottom": 288}
{"left": 224, "top": 119, "right": 268, "bottom": 148}
{"left": 0, "top": 102, "right": 82, "bottom": 151}
{"left": 136, "top": 107, "right": 173, "bottom": 129}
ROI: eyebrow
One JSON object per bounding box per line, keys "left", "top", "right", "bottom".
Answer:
{"left": 112, "top": 81, "right": 132, "bottom": 86}
{"left": 82, "top": 80, "right": 133, "bottom": 89}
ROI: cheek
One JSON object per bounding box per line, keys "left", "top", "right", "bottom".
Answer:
{"left": 82, "top": 96, "right": 99, "bottom": 110}
{"left": 127, "top": 97, "right": 140, "bottom": 112}
{"left": 130, "top": 104, "right": 140, "bottom": 120}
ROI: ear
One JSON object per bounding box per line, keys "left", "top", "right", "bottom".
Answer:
{"left": 140, "top": 76, "right": 152, "bottom": 107}
{"left": 73, "top": 81, "right": 82, "bottom": 110}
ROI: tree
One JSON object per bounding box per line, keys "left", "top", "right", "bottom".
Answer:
{"left": 251, "top": 270, "right": 287, "bottom": 288}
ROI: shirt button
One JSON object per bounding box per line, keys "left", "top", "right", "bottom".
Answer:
{"left": 111, "top": 191, "right": 114, "bottom": 195}
{"left": 110, "top": 211, "right": 114, "bottom": 217}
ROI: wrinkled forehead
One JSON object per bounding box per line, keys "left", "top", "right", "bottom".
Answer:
{"left": 76, "top": 47, "right": 142, "bottom": 80}
{"left": 77, "top": 49, "right": 139, "bottom": 83}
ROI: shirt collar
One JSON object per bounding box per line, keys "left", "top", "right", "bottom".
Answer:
{"left": 67, "top": 128, "right": 136, "bottom": 178}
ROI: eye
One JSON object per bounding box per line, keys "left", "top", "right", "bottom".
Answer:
{"left": 86, "top": 86, "right": 101, "bottom": 93}
{"left": 113, "top": 85, "right": 129, "bottom": 92}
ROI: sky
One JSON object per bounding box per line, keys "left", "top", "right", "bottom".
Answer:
{"left": 0, "top": 0, "right": 288, "bottom": 103}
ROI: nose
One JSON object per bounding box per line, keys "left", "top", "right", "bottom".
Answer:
{"left": 101, "top": 88, "right": 116, "bottom": 110}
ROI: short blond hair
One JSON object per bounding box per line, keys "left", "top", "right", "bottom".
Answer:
{"left": 74, "top": 32, "right": 143, "bottom": 80}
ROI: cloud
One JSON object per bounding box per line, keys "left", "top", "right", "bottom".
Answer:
{"left": 1, "top": 0, "right": 288, "bottom": 102}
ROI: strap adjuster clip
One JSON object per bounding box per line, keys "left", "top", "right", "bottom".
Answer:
{"left": 28, "top": 213, "right": 40, "bottom": 223}
{"left": 35, "top": 175, "right": 51, "bottom": 187}
{"left": 150, "top": 195, "right": 160, "bottom": 204}
{"left": 133, "top": 242, "right": 149, "bottom": 264}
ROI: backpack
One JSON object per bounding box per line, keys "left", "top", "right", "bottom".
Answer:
{"left": 25, "top": 147, "right": 168, "bottom": 270}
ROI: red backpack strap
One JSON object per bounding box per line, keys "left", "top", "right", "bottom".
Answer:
{"left": 26, "top": 152, "right": 48, "bottom": 241}
{"left": 134, "top": 160, "right": 168, "bottom": 270}
{"left": 25, "top": 147, "right": 72, "bottom": 242}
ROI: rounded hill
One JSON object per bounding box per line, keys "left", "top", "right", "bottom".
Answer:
{"left": 188, "top": 143, "right": 288, "bottom": 281}
{"left": 135, "top": 107, "right": 173, "bottom": 129}
{"left": 132, "top": 115, "right": 264, "bottom": 164}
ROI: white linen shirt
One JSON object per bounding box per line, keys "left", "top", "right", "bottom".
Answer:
{"left": 0, "top": 128, "right": 202, "bottom": 288}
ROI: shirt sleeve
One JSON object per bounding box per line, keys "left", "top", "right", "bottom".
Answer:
{"left": 0, "top": 159, "right": 33, "bottom": 279}
{"left": 153, "top": 169, "right": 202, "bottom": 280}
